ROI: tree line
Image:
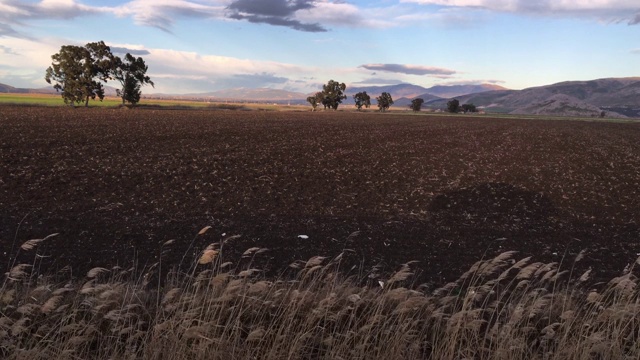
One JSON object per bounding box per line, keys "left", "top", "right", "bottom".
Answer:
{"left": 45, "top": 41, "right": 153, "bottom": 107}
{"left": 306, "top": 80, "right": 396, "bottom": 112}
{"left": 307, "top": 80, "right": 477, "bottom": 114}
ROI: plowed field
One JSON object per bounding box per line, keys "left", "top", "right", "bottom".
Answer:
{"left": 1, "top": 106, "right": 639, "bottom": 285}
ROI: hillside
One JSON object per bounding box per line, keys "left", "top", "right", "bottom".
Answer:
{"left": 179, "top": 88, "right": 308, "bottom": 102}
{"left": 347, "top": 84, "right": 430, "bottom": 99}
{"left": 445, "top": 77, "right": 640, "bottom": 116}
{"left": 3, "top": 78, "right": 639, "bottom": 117}
{"left": 393, "top": 94, "right": 443, "bottom": 108}
{"left": 511, "top": 94, "right": 627, "bottom": 118}
{"left": 0, "top": 83, "right": 29, "bottom": 93}
{"left": 347, "top": 83, "right": 506, "bottom": 103}
{"left": 421, "top": 84, "right": 508, "bottom": 99}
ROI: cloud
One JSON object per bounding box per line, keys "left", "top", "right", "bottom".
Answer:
{"left": 226, "top": 0, "right": 327, "bottom": 32}
{"left": 0, "top": 0, "right": 107, "bottom": 21}
{"left": 295, "top": 1, "right": 395, "bottom": 29}
{"left": 631, "top": 49, "right": 640, "bottom": 54}
{"left": 352, "top": 78, "right": 406, "bottom": 85}
{"left": 114, "top": 0, "right": 226, "bottom": 33}
{"left": 0, "top": 23, "right": 23, "bottom": 38}
{"left": 110, "top": 46, "right": 151, "bottom": 56}
{"left": 138, "top": 47, "right": 323, "bottom": 93}
{"left": 0, "top": 45, "right": 18, "bottom": 55}
{"left": 401, "top": 0, "right": 640, "bottom": 24}
{"left": 0, "top": 0, "right": 111, "bottom": 38}
{"left": 360, "top": 64, "right": 457, "bottom": 76}
{"left": 221, "top": 72, "right": 290, "bottom": 88}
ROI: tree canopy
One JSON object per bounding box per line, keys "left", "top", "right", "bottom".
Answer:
{"left": 376, "top": 92, "right": 394, "bottom": 112}
{"left": 307, "top": 92, "right": 324, "bottom": 111}
{"left": 353, "top": 91, "right": 371, "bottom": 111}
{"left": 45, "top": 41, "right": 113, "bottom": 107}
{"left": 410, "top": 98, "right": 425, "bottom": 112}
{"left": 113, "top": 53, "right": 154, "bottom": 105}
{"left": 447, "top": 99, "right": 460, "bottom": 113}
{"left": 461, "top": 103, "right": 477, "bottom": 113}
{"left": 320, "top": 80, "right": 347, "bottom": 110}
{"left": 45, "top": 41, "right": 154, "bottom": 107}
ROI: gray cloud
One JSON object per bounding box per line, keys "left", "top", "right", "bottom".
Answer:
{"left": 228, "top": 0, "right": 315, "bottom": 17}
{"left": 360, "top": 64, "right": 457, "bottom": 76}
{"left": 0, "top": 23, "right": 21, "bottom": 38}
{"left": 0, "top": 45, "right": 18, "bottom": 55}
{"left": 630, "top": 13, "right": 640, "bottom": 25}
{"left": 631, "top": 49, "right": 640, "bottom": 54}
{"left": 111, "top": 46, "right": 151, "bottom": 56}
{"left": 227, "top": 0, "right": 327, "bottom": 32}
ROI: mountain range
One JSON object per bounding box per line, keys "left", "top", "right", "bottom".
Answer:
{"left": 2, "top": 77, "right": 639, "bottom": 117}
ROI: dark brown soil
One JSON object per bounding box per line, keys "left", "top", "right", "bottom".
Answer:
{"left": 1, "top": 106, "right": 639, "bottom": 286}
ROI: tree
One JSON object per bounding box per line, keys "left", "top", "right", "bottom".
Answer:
{"left": 410, "top": 98, "right": 425, "bottom": 112}
{"left": 447, "top": 99, "right": 460, "bottom": 113}
{"left": 113, "top": 53, "right": 154, "bottom": 105}
{"left": 376, "top": 92, "right": 394, "bottom": 112}
{"left": 461, "top": 103, "right": 477, "bottom": 113}
{"left": 321, "top": 80, "right": 347, "bottom": 110}
{"left": 353, "top": 91, "right": 371, "bottom": 111}
{"left": 307, "top": 92, "right": 324, "bottom": 111}
{"left": 45, "top": 41, "right": 113, "bottom": 107}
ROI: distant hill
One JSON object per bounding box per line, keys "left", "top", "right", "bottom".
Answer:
{"left": 347, "top": 84, "right": 430, "bottom": 100}
{"left": 440, "top": 77, "right": 640, "bottom": 117}
{"left": 393, "top": 94, "right": 443, "bottom": 108}
{"left": 3, "top": 78, "right": 640, "bottom": 117}
{"left": 0, "top": 83, "right": 32, "bottom": 93}
{"left": 421, "top": 84, "right": 508, "bottom": 99}
{"left": 149, "top": 88, "right": 307, "bottom": 103}
{"left": 511, "top": 94, "right": 626, "bottom": 118}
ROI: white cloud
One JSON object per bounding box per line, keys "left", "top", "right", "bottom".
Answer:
{"left": 113, "top": 0, "right": 227, "bottom": 32}
{"left": 120, "top": 46, "right": 328, "bottom": 93}
{"left": 401, "top": 0, "right": 640, "bottom": 24}
{"left": 296, "top": 1, "right": 395, "bottom": 29}
{"left": 0, "top": 37, "right": 64, "bottom": 87}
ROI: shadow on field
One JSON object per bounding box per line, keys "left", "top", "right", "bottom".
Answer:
{"left": 2, "top": 182, "right": 637, "bottom": 287}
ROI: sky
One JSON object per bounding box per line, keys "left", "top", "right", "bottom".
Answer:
{"left": 0, "top": 0, "right": 639, "bottom": 94}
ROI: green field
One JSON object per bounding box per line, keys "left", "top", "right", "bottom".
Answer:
{"left": 0, "top": 93, "right": 312, "bottom": 111}
{"left": 0, "top": 93, "right": 211, "bottom": 108}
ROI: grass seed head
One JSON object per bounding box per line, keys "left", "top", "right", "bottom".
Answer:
{"left": 197, "top": 226, "right": 212, "bottom": 235}
{"left": 199, "top": 249, "right": 219, "bottom": 265}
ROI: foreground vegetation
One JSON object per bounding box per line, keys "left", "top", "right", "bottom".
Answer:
{"left": 2, "top": 231, "right": 639, "bottom": 360}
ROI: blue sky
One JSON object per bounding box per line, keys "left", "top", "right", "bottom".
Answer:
{"left": 0, "top": 0, "right": 638, "bottom": 94}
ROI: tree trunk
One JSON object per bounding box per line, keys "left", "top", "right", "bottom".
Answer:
{"left": 85, "top": 96, "right": 89, "bottom": 107}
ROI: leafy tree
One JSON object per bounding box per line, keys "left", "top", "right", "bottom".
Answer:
{"left": 376, "top": 92, "right": 394, "bottom": 112}
{"left": 353, "top": 91, "right": 371, "bottom": 111}
{"left": 307, "top": 91, "right": 324, "bottom": 111}
{"left": 410, "top": 98, "right": 425, "bottom": 112}
{"left": 45, "top": 41, "right": 113, "bottom": 107}
{"left": 447, "top": 99, "right": 460, "bottom": 113}
{"left": 321, "top": 80, "right": 347, "bottom": 110}
{"left": 113, "top": 53, "right": 154, "bottom": 106}
{"left": 461, "top": 103, "right": 477, "bottom": 113}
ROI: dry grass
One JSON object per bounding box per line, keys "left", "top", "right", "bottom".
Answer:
{"left": 1, "top": 233, "right": 639, "bottom": 359}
